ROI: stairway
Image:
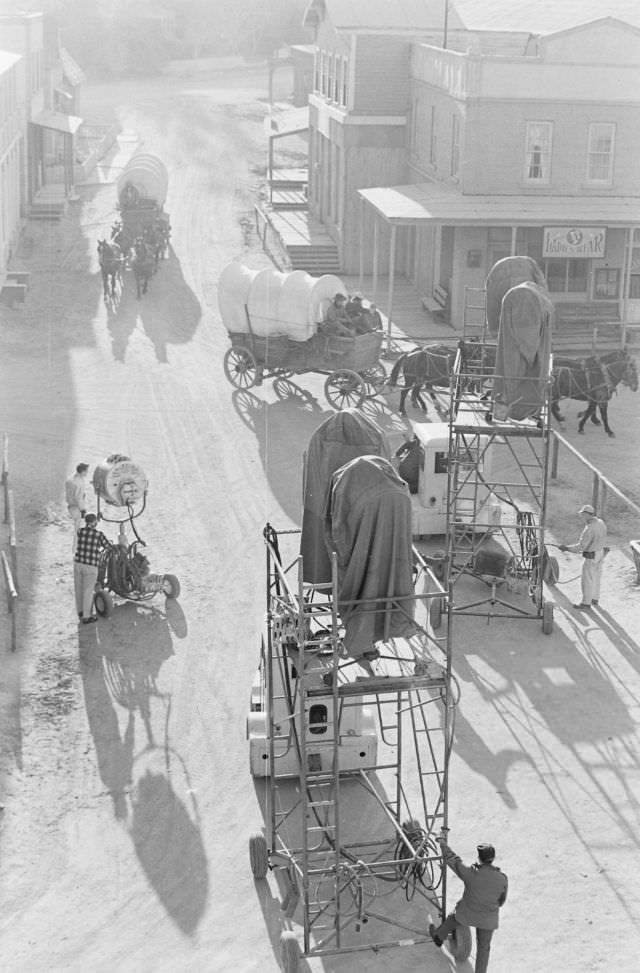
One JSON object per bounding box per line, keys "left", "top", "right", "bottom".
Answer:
{"left": 29, "top": 185, "right": 68, "bottom": 222}
{"left": 287, "top": 242, "right": 340, "bottom": 275}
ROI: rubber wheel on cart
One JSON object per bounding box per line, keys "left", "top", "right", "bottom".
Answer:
{"left": 224, "top": 346, "right": 259, "bottom": 389}
{"left": 162, "top": 574, "right": 181, "bottom": 599}
{"left": 429, "top": 597, "right": 444, "bottom": 631}
{"left": 542, "top": 601, "right": 554, "bottom": 635}
{"left": 449, "top": 923, "right": 472, "bottom": 961}
{"left": 93, "top": 589, "right": 113, "bottom": 618}
{"left": 543, "top": 555, "right": 560, "bottom": 586}
{"left": 360, "top": 363, "right": 387, "bottom": 397}
{"left": 249, "top": 832, "right": 269, "bottom": 879}
{"left": 281, "top": 932, "right": 301, "bottom": 973}
{"left": 324, "top": 369, "right": 365, "bottom": 410}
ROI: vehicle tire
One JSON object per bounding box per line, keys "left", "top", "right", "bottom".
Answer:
{"left": 224, "top": 347, "right": 258, "bottom": 389}
{"left": 542, "top": 601, "right": 554, "bottom": 635}
{"left": 360, "top": 363, "right": 387, "bottom": 397}
{"left": 281, "top": 931, "right": 301, "bottom": 973}
{"left": 544, "top": 555, "right": 560, "bottom": 586}
{"left": 249, "top": 832, "right": 269, "bottom": 879}
{"left": 93, "top": 588, "right": 113, "bottom": 618}
{"left": 449, "top": 923, "right": 472, "bottom": 961}
{"left": 163, "top": 574, "right": 181, "bottom": 599}
{"left": 430, "top": 597, "right": 443, "bottom": 630}
{"left": 324, "top": 369, "right": 365, "bottom": 410}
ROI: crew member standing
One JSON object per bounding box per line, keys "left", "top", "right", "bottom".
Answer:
{"left": 74, "top": 513, "right": 109, "bottom": 623}
{"left": 65, "top": 462, "right": 89, "bottom": 554}
{"left": 559, "top": 503, "right": 607, "bottom": 609}
{"left": 430, "top": 838, "right": 508, "bottom": 973}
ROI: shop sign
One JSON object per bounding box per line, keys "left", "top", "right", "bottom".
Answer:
{"left": 542, "top": 227, "right": 606, "bottom": 258}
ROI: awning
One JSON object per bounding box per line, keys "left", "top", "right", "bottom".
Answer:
{"left": 358, "top": 181, "right": 640, "bottom": 227}
{"left": 264, "top": 106, "right": 309, "bottom": 138}
{"left": 60, "top": 47, "right": 87, "bottom": 86}
{"left": 31, "top": 109, "right": 83, "bottom": 136}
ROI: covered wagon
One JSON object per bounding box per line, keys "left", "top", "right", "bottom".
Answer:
{"left": 217, "top": 263, "right": 385, "bottom": 409}
{"left": 115, "top": 153, "right": 171, "bottom": 241}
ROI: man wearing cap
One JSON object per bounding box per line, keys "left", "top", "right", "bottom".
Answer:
{"left": 559, "top": 504, "right": 607, "bottom": 609}
{"left": 65, "top": 463, "right": 90, "bottom": 554}
{"left": 74, "top": 513, "right": 109, "bottom": 623}
{"left": 429, "top": 837, "right": 508, "bottom": 973}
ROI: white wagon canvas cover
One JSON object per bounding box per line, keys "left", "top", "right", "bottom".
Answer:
{"left": 217, "top": 262, "right": 346, "bottom": 342}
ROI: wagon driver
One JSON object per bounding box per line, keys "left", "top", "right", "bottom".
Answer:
{"left": 322, "top": 293, "right": 353, "bottom": 337}
{"left": 558, "top": 503, "right": 607, "bottom": 609}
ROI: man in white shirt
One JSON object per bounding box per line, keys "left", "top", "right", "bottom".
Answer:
{"left": 65, "top": 463, "right": 89, "bottom": 554}
{"left": 559, "top": 503, "right": 608, "bottom": 609}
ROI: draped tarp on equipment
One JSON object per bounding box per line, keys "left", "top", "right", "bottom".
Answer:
{"left": 492, "top": 281, "right": 554, "bottom": 421}
{"left": 324, "top": 455, "right": 416, "bottom": 658}
{"left": 301, "top": 410, "right": 391, "bottom": 584}
{"left": 485, "top": 256, "right": 547, "bottom": 337}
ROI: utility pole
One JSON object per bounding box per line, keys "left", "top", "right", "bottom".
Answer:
{"left": 443, "top": 0, "right": 449, "bottom": 49}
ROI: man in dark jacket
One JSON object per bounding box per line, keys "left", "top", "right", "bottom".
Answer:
{"left": 430, "top": 837, "right": 508, "bottom": 973}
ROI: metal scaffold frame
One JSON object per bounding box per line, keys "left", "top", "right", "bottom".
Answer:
{"left": 444, "top": 291, "right": 556, "bottom": 633}
{"left": 248, "top": 525, "right": 463, "bottom": 971}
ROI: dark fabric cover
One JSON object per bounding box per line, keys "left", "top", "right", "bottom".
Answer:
{"left": 485, "top": 256, "right": 547, "bottom": 337}
{"left": 324, "top": 455, "right": 416, "bottom": 658}
{"left": 492, "top": 281, "right": 554, "bottom": 420}
{"left": 301, "top": 409, "right": 390, "bottom": 583}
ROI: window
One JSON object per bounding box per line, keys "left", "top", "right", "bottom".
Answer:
{"left": 429, "top": 106, "right": 437, "bottom": 165}
{"left": 450, "top": 114, "right": 460, "bottom": 178}
{"left": 545, "top": 259, "right": 587, "bottom": 294}
{"left": 524, "top": 122, "right": 552, "bottom": 183}
{"left": 594, "top": 268, "right": 620, "bottom": 299}
{"left": 342, "top": 57, "right": 349, "bottom": 106}
{"left": 587, "top": 123, "right": 615, "bottom": 183}
{"left": 314, "top": 49, "right": 320, "bottom": 92}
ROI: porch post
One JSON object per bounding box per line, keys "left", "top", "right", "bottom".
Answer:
{"left": 621, "top": 226, "right": 635, "bottom": 346}
{"left": 358, "top": 196, "right": 364, "bottom": 294}
{"left": 385, "top": 223, "right": 397, "bottom": 356}
{"left": 372, "top": 218, "right": 379, "bottom": 303}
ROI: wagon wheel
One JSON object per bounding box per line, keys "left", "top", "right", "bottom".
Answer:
{"left": 324, "top": 369, "right": 365, "bottom": 410}
{"left": 224, "top": 346, "right": 259, "bottom": 389}
{"left": 360, "top": 363, "right": 387, "bottom": 398}
{"left": 249, "top": 832, "right": 269, "bottom": 879}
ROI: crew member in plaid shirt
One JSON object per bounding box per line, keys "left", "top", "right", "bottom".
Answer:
{"left": 74, "top": 513, "right": 109, "bottom": 623}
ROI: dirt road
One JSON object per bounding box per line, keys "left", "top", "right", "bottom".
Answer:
{"left": 0, "top": 70, "right": 639, "bottom": 973}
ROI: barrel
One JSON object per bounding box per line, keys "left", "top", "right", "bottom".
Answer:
{"left": 116, "top": 154, "right": 169, "bottom": 209}
{"left": 93, "top": 454, "right": 149, "bottom": 507}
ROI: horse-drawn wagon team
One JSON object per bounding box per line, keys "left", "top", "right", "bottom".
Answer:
{"left": 97, "top": 153, "right": 172, "bottom": 301}
{"left": 219, "top": 253, "right": 637, "bottom": 435}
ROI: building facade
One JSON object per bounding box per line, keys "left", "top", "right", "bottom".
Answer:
{"left": 303, "top": 2, "right": 640, "bottom": 328}
{"left": 0, "top": 49, "right": 24, "bottom": 278}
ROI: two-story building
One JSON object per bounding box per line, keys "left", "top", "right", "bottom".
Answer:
{"left": 0, "top": 48, "right": 24, "bottom": 282}
{"left": 302, "top": 1, "right": 640, "bottom": 329}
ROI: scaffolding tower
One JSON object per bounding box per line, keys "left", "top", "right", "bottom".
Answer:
{"left": 248, "top": 525, "right": 465, "bottom": 972}
{"left": 443, "top": 289, "right": 556, "bottom": 633}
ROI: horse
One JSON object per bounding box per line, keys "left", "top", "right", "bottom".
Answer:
{"left": 97, "top": 239, "right": 124, "bottom": 300}
{"left": 387, "top": 341, "right": 496, "bottom": 415}
{"left": 551, "top": 348, "right": 638, "bottom": 437}
{"left": 130, "top": 238, "right": 154, "bottom": 298}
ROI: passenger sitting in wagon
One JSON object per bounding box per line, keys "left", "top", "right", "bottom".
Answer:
{"left": 321, "top": 293, "right": 353, "bottom": 337}
{"left": 346, "top": 293, "right": 380, "bottom": 335}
